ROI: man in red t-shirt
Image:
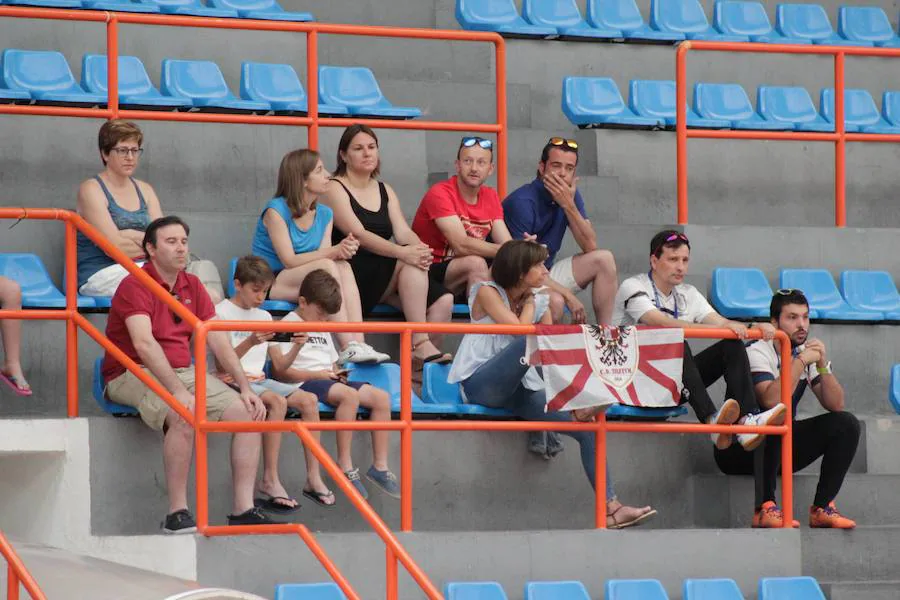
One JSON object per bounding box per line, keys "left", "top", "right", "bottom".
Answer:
{"left": 411, "top": 137, "right": 512, "bottom": 297}
{"left": 103, "top": 216, "right": 274, "bottom": 533}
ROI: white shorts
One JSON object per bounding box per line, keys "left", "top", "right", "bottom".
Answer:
{"left": 79, "top": 262, "right": 145, "bottom": 297}
{"left": 549, "top": 256, "right": 584, "bottom": 293}
{"left": 249, "top": 378, "right": 302, "bottom": 398}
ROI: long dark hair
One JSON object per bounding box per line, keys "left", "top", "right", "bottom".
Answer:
{"left": 334, "top": 124, "right": 380, "bottom": 178}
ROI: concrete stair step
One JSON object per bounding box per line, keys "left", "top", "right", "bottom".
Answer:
{"left": 803, "top": 526, "right": 900, "bottom": 582}
{"left": 822, "top": 581, "right": 900, "bottom": 600}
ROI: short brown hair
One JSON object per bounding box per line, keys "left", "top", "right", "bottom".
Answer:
{"left": 276, "top": 149, "right": 321, "bottom": 219}
{"left": 335, "top": 124, "right": 380, "bottom": 178}
{"left": 299, "top": 269, "right": 342, "bottom": 315}
{"left": 98, "top": 120, "right": 143, "bottom": 165}
{"left": 491, "top": 240, "right": 549, "bottom": 289}
{"left": 234, "top": 255, "right": 274, "bottom": 287}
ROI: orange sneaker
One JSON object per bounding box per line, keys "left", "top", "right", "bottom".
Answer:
{"left": 809, "top": 502, "right": 856, "bottom": 529}
{"left": 752, "top": 501, "right": 800, "bottom": 528}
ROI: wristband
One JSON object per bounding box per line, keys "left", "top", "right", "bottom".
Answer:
{"left": 817, "top": 361, "right": 833, "bottom": 375}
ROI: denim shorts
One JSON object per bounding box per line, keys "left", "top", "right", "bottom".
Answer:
{"left": 249, "top": 378, "right": 302, "bottom": 398}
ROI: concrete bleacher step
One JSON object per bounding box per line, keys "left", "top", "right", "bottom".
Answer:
{"left": 821, "top": 580, "right": 900, "bottom": 600}
{"left": 803, "top": 526, "right": 900, "bottom": 583}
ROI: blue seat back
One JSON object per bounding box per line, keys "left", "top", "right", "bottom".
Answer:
{"left": 457, "top": 0, "right": 523, "bottom": 27}
{"left": 710, "top": 267, "right": 774, "bottom": 318}
{"left": 777, "top": 4, "right": 836, "bottom": 40}
{"left": 758, "top": 86, "right": 820, "bottom": 125}
{"left": 606, "top": 579, "right": 670, "bottom": 599}
{"left": 274, "top": 583, "right": 347, "bottom": 600}
{"left": 840, "top": 270, "right": 900, "bottom": 312}
{"left": 212, "top": 0, "right": 278, "bottom": 11}
{"left": 81, "top": 54, "right": 156, "bottom": 97}
{"left": 422, "top": 362, "right": 461, "bottom": 404}
{"left": 161, "top": 59, "right": 231, "bottom": 100}
{"left": 0, "top": 253, "right": 62, "bottom": 304}
{"left": 651, "top": 0, "right": 711, "bottom": 33}
{"left": 563, "top": 77, "right": 628, "bottom": 115}
{"left": 683, "top": 578, "right": 744, "bottom": 599}
{"left": 587, "top": 0, "right": 646, "bottom": 31}
{"left": 838, "top": 6, "right": 895, "bottom": 43}
{"left": 524, "top": 581, "right": 590, "bottom": 600}
{"left": 714, "top": 1, "right": 774, "bottom": 36}
{"left": 92, "top": 357, "right": 139, "bottom": 416}
{"left": 820, "top": 88, "right": 881, "bottom": 127}
{"left": 780, "top": 269, "right": 845, "bottom": 311}
{"left": 758, "top": 576, "right": 825, "bottom": 600}
{"left": 444, "top": 582, "right": 509, "bottom": 599}
{"left": 240, "top": 62, "right": 305, "bottom": 104}
{"left": 883, "top": 90, "right": 900, "bottom": 125}
{"left": 523, "top": 0, "right": 585, "bottom": 28}
{"left": 346, "top": 363, "right": 401, "bottom": 400}
{"left": 318, "top": 66, "right": 388, "bottom": 109}
{"left": 1, "top": 49, "right": 80, "bottom": 94}
{"left": 694, "top": 82, "right": 754, "bottom": 121}
{"left": 890, "top": 364, "right": 900, "bottom": 414}
{"left": 629, "top": 79, "right": 676, "bottom": 119}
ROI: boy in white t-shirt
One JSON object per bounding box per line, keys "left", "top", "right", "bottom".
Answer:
{"left": 270, "top": 268, "right": 399, "bottom": 500}
{"left": 216, "top": 256, "right": 335, "bottom": 510}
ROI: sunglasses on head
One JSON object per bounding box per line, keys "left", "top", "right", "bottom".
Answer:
{"left": 652, "top": 232, "right": 690, "bottom": 255}
{"left": 170, "top": 291, "right": 182, "bottom": 325}
{"left": 548, "top": 137, "right": 578, "bottom": 150}
{"left": 776, "top": 288, "right": 805, "bottom": 296}
{"left": 460, "top": 136, "right": 493, "bottom": 150}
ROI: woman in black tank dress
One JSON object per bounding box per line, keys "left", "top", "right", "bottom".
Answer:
{"left": 322, "top": 125, "right": 454, "bottom": 365}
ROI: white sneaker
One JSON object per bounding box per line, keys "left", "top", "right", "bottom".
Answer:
{"left": 338, "top": 341, "right": 390, "bottom": 365}
{"left": 709, "top": 398, "right": 740, "bottom": 450}
{"left": 738, "top": 404, "right": 788, "bottom": 451}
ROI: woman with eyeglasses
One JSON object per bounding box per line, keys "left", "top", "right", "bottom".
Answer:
{"left": 448, "top": 240, "right": 657, "bottom": 529}
{"left": 321, "top": 124, "right": 454, "bottom": 367}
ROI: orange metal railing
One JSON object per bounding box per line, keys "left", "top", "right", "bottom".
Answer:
{"left": 1, "top": 530, "right": 46, "bottom": 600}
{"left": 0, "top": 7, "right": 509, "bottom": 198}
{"left": 0, "top": 209, "right": 796, "bottom": 599}
{"left": 676, "top": 41, "right": 900, "bottom": 227}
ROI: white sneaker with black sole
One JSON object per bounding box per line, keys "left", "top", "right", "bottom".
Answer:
{"left": 708, "top": 398, "right": 741, "bottom": 450}
{"left": 337, "top": 341, "right": 390, "bottom": 365}
{"left": 738, "top": 404, "right": 788, "bottom": 451}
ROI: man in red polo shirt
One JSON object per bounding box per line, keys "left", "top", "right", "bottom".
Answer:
{"left": 103, "top": 215, "right": 275, "bottom": 533}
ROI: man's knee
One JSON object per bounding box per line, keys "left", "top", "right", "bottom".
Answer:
{"left": 587, "top": 249, "right": 617, "bottom": 277}
{"left": 831, "top": 411, "right": 861, "bottom": 441}
{"left": 457, "top": 255, "right": 489, "bottom": 278}
{"left": 165, "top": 410, "right": 193, "bottom": 440}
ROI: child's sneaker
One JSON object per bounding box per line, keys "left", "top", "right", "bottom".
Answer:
{"left": 345, "top": 467, "right": 369, "bottom": 499}
{"left": 338, "top": 341, "right": 390, "bottom": 365}
{"left": 809, "top": 502, "right": 856, "bottom": 529}
{"left": 752, "top": 501, "right": 799, "bottom": 528}
{"left": 366, "top": 466, "right": 401, "bottom": 499}
{"left": 709, "top": 398, "right": 740, "bottom": 449}
{"left": 227, "top": 507, "right": 282, "bottom": 526}
{"left": 162, "top": 509, "right": 197, "bottom": 534}
{"left": 738, "top": 404, "right": 787, "bottom": 451}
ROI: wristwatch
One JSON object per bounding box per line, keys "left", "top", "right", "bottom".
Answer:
{"left": 817, "top": 361, "right": 833, "bottom": 375}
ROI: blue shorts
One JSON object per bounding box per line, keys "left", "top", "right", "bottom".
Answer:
{"left": 249, "top": 378, "right": 303, "bottom": 398}
{"left": 301, "top": 379, "right": 367, "bottom": 404}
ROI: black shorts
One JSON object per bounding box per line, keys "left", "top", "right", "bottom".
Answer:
{"left": 302, "top": 379, "right": 367, "bottom": 404}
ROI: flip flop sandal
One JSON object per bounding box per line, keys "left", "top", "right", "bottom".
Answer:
{"left": 302, "top": 488, "right": 336, "bottom": 508}
{"left": 0, "top": 372, "right": 32, "bottom": 397}
{"left": 254, "top": 491, "right": 301, "bottom": 514}
{"left": 607, "top": 507, "right": 657, "bottom": 530}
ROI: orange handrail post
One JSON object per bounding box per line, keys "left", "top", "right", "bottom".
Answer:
{"left": 400, "top": 328, "right": 413, "bottom": 532}
{"left": 107, "top": 13, "right": 119, "bottom": 119}
{"left": 675, "top": 41, "right": 690, "bottom": 225}
{"left": 778, "top": 332, "right": 794, "bottom": 526}
{"left": 0, "top": 530, "right": 47, "bottom": 600}
{"left": 594, "top": 413, "right": 607, "bottom": 529}
{"left": 194, "top": 324, "right": 211, "bottom": 532}
{"left": 834, "top": 50, "right": 846, "bottom": 228}
{"left": 386, "top": 546, "right": 399, "bottom": 600}
{"left": 495, "top": 36, "right": 508, "bottom": 199}
{"left": 306, "top": 28, "right": 318, "bottom": 150}
{"left": 65, "top": 218, "right": 79, "bottom": 418}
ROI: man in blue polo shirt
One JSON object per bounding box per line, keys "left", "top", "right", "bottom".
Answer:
{"left": 503, "top": 137, "right": 617, "bottom": 324}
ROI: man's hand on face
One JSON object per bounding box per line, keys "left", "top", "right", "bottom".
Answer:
{"left": 805, "top": 338, "right": 827, "bottom": 366}
{"left": 543, "top": 172, "right": 578, "bottom": 209}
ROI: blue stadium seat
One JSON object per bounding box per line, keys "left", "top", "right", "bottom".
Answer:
{"left": 161, "top": 59, "right": 270, "bottom": 113}
{"left": 239, "top": 62, "right": 349, "bottom": 115}
{"left": 840, "top": 270, "right": 900, "bottom": 319}
{"left": 2, "top": 0, "right": 81, "bottom": 7}
{"left": 274, "top": 583, "right": 346, "bottom": 600}
{"left": 1, "top": 49, "right": 106, "bottom": 106}
{"left": 882, "top": 90, "right": 900, "bottom": 128}
{"left": 757, "top": 86, "right": 833, "bottom": 132}
{"left": 226, "top": 257, "right": 296, "bottom": 312}
{"left": 318, "top": 66, "right": 421, "bottom": 119}
{"left": 347, "top": 362, "right": 425, "bottom": 410}
{"left": 776, "top": 4, "right": 871, "bottom": 46}
{"left": 838, "top": 6, "right": 900, "bottom": 47}
{"left": 0, "top": 83, "right": 30, "bottom": 104}
{"left": 0, "top": 253, "right": 94, "bottom": 308}
{"left": 421, "top": 362, "right": 514, "bottom": 417}
{"left": 889, "top": 364, "right": 900, "bottom": 414}
{"left": 522, "top": 0, "right": 622, "bottom": 39}
{"left": 92, "top": 358, "right": 139, "bottom": 416}
{"left": 81, "top": 54, "right": 193, "bottom": 110}
{"left": 710, "top": 267, "right": 774, "bottom": 319}
{"left": 683, "top": 578, "right": 744, "bottom": 599}
{"left": 606, "top": 404, "right": 688, "bottom": 420}
{"left": 650, "top": 0, "right": 748, "bottom": 41}
{"left": 628, "top": 79, "right": 731, "bottom": 128}
{"left": 81, "top": 0, "right": 160, "bottom": 12}
{"left": 524, "top": 581, "right": 590, "bottom": 600}
{"left": 138, "top": 0, "right": 238, "bottom": 17}
{"left": 206, "top": 0, "right": 313, "bottom": 21}
{"left": 693, "top": 82, "right": 791, "bottom": 130}
{"left": 606, "top": 579, "right": 670, "bottom": 599}
{"left": 586, "top": 0, "right": 684, "bottom": 42}
{"left": 562, "top": 77, "right": 663, "bottom": 129}
{"left": 780, "top": 268, "right": 882, "bottom": 321}
{"left": 445, "top": 582, "right": 509, "bottom": 599}
{"left": 456, "top": 0, "right": 559, "bottom": 38}
{"left": 713, "top": 1, "right": 810, "bottom": 44}
{"left": 820, "top": 88, "right": 900, "bottom": 134}
{"left": 758, "top": 576, "right": 825, "bottom": 600}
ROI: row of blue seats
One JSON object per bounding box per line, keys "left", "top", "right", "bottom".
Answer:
{"left": 711, "top": 267, "right": 900, "bottom": 322}
{"left": 0, "top": 49, "right": 421, "bottom": 118}
{"left": 457, "top": 0, "right": 900, "bottom": 48}
{"left": 0, "top": 0, "right": 312, "bottom": 21}
{"left": 275, "top": 576, "right": 826, "bottom": 599}
{"left": 564, "top": 77, "right": 900, "bottom": 133}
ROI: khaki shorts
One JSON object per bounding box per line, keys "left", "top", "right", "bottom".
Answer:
{"left": 106, "top": 366, "right": 237, "bottom": 431}
{"left": 549, "top": 256, "right": 585, "bottom": 293}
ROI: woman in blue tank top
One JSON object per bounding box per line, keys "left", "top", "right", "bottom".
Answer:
{"left": 251, "top": 149, "right": 390, "bottom": 365}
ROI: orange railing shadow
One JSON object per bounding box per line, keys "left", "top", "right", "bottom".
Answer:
{"left": 675, "top": 41, "right": 900, "bottom": 227}
{"left": 1, "top": 530, "right": 46, "bottom": 600}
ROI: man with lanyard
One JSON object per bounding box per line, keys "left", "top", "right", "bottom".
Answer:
{"left": 715, "top": 289, "right": 859, "bottom": 528}
{"left": 503, "top": 137, "right": 616, "bottom": 324}
{"left": 612, "top": 230, "right": 787, "bottom": 453}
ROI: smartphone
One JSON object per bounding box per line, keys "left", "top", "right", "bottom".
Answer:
{"left": 271, "top": 332, "right": 297, "bottom": 343}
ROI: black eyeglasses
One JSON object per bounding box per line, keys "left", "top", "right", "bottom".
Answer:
{"left": 111, "top": 147, "right": 144, "bottom": 158}
{"left": 549, "top": 137, "right": 578, "bottom": 150}
{"left": 460, "top": 136, "right": 493, "bottom": 150}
